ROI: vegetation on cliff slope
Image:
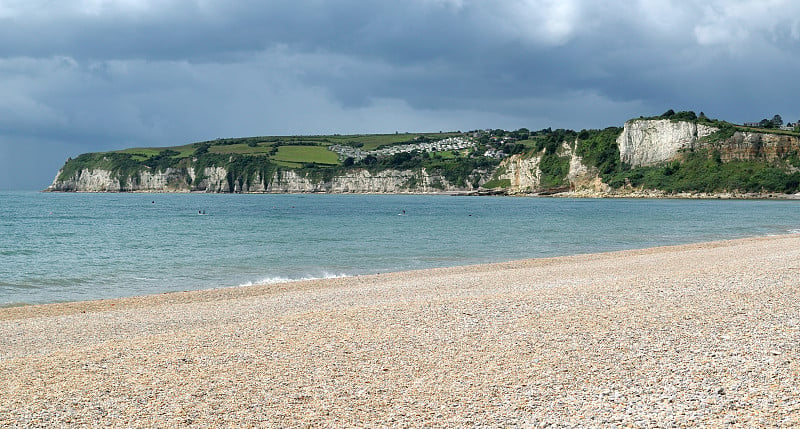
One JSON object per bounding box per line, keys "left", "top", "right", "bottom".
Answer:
{"left": 575, "top": 111, "right": 800, "bottom": 194}
{"left": 609, "top": 150, "right": 800, "bottom": 193}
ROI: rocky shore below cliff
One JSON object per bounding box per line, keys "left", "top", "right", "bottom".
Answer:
{"left": 550, "top": 188, "right": 800, "bottom": 200}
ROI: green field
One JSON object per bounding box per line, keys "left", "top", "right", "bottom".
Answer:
{"left": 104, "top": 132, "right": 464, "bottom": 169}
{"left": 272, "top": 145, "right": 340, "bottom": 166}
{"left": 736, "top": 126, "right": 799, "bottom": 136}
{"left": 326, "top": 133, "right": 462, "bottom": 151}
{"left": 115, "top": 145, "right": 195, "bottom": 160}
{"left": 431, "top": 150, "right": 462, "bottom": 159}
{"left": 517, "top": 138, "right": 544, "bottom": 149}
{"left": 209, "top": 143, "right": 274, "bottom": 155}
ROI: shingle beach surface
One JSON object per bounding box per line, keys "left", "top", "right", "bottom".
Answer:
{"left": 2, "top": 235, "right": 800, "bottom": 427}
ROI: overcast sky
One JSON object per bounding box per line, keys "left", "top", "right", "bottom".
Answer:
{"left": 2, "top": 0, "right": 799, "bottom": 190}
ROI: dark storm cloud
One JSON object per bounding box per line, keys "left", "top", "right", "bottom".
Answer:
{"left": 1, "top": 0, "right": 800, "bottom": 189}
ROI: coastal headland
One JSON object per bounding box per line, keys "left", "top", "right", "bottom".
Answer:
{"left": 45, "top": 111, "right": 800, "bottom": 198}
{"left": 2, "top": 235, "right": 800, "bottom": 426}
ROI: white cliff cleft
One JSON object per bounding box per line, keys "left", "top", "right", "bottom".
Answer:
{"left": 617, "top": 119, "right": 718, "bottom": 167}
{"left": 493, "top": 140, "right": 601, "bottom": 194}
{"left": 495, "top": 154, "right": 542, "bottom": 193}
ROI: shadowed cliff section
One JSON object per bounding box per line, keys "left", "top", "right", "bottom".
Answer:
{"left": 46, "top": 112, "right": 800, "bottom": 196}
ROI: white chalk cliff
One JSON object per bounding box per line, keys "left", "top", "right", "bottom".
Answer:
{"left": 46, "top": 166, "right": 481, "bottom": 193}
{"left": 494, "top": 154, "right": 542, "bottom": 193}
{"left": 616, "top": 119, "right": 718, "bottom": 167}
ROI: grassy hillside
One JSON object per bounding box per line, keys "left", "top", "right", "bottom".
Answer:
{"left": 271, "top": 146, "right": 340, "bottom": 167}
{"left": 57, "top": 132, "right": 483, "bottom": 189}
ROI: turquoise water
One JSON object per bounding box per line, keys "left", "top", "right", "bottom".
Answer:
{"left": 2, "top": 191, "right": 800, "bottom": 306}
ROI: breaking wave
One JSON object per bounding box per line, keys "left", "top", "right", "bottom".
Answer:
{"left": 238, "top": 272, "right": 351, "bottom": 287}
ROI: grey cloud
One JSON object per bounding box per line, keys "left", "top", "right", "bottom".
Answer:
{"left": 2, "top": 0, "right": 800, "bottom": 189}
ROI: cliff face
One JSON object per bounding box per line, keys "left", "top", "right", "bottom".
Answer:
{"left": 617, "top": 119, "right": 800, "bottom": 167}
{"left": 264, "top": 169, "right": 469, "bottom": 193}
{"left": 719, "top": 131, "right": 800, "bottom": 162}
{"left": 494, "top": 141, "right": 602, "bottom": 194}
{"left": 494, "top": 155, "right": 541, "bottom": 193}
{"left": 617, "top": 120, "right": 718, "bottom": 167}
{"left": 46, "top": 166, "right": 478, "bottom": 193}
{"left": 46, "top": 168, "right": 194, "bottom": 192}
{"left": 566, "top": 146, "right": 609, "bottom": 192}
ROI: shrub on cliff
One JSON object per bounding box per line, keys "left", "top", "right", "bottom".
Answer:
{"left": 575, "top": 127, "right": 623, "bottom": 178}
{"left": 57, "top": 152, "right": 143, "bottom": 187}
{"left": 536, "top": 129, "right": 577, "bottom": 154}
{"left": 538, "top": 153, "right": 570, "bottom": 189}
{"left": 143, "top": 150, "right": 180, "bottom": 172}
{"left": 614, "top": 150, "right": 800, "bottom": 194}
{"left": 645, "top": 109, "right": 699, "bottom": 122}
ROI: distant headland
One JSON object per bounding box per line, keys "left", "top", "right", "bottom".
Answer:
{"left": 45, "top": 111, "right": 800, "bottom": 198}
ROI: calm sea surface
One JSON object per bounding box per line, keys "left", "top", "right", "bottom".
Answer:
{"left": 2, "top": 191, "right": 800, "bottom": 306}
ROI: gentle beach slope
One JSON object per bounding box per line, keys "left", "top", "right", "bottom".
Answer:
{"left": 2, "top": 235, "right": 800, "bottom": 427}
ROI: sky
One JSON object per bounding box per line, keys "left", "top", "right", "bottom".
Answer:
{"left": 1, "top": 0, "right": 799, "bottom": 190}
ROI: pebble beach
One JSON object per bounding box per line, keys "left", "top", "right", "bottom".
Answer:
{"left": 2, "top": 234, "right": 800, "bottom": 427}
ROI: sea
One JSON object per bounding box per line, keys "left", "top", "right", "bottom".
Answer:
{"left": 2, "top": 191, "right": 800, "bottom": 307}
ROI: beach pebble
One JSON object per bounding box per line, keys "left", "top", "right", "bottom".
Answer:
{"left": 2, "top": 235, "right": 800, "bottom": 427}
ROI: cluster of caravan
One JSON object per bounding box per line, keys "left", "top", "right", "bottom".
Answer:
{"left": 329, "top": 137, "right": 476, "bottom": 161}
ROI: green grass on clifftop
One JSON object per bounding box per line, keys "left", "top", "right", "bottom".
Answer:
{"left": 272, "top": 146, "right": 340, "bottom": 166}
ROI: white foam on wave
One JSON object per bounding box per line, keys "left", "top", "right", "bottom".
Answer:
{"left": 238, "top": 272, "right": 351, "bottom": 287}
{"left": 788, "top": 229, "right": 800, "bottom": 234}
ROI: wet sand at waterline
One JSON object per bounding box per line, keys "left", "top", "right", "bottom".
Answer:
{"left": 2, "top": 235, "right": 800, "bottom": 427}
